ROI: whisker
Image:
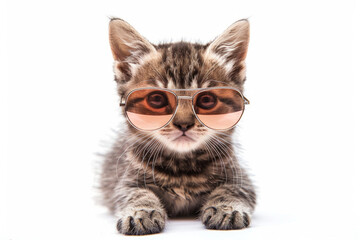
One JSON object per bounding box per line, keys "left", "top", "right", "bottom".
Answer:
{"left": 116, "top": 132, "right": 150, "bottom": 180}
{"left": 210, "top": 135, "right": 243, "bottom": 188}
{"left": 213, "top": 131, "right": 243, "bottom": 150}
{"left": 134, "top": 135, "right": 158, "bottom": 188}
{"left": 202, "top": 141, "right": 217, "bottom": 177}
{"left": 210, "top": 136, "right": 240, "bottom": 187}
{"left": 151, "top": 142, "right": 165, "bottom": 185}
{"left": 143, "top": 140, "right": 162, "bottom": 187}
{"left": 208, "top": 137, "right": 234, "bottom": 184}
{"left": 206, "top": 138, "right": 227, "bottom": 184}
{"left": 139, "top": 139, "right": 158, "bottom": 186}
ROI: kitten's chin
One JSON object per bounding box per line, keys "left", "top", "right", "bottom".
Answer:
{"left": 164, "top": 135, "right": 202, "bottom": 153}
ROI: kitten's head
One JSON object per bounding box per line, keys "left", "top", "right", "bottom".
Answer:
{"left": 109, "top": 19, "right": 249, "bottom": 154}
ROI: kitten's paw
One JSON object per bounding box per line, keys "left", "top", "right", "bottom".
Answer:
{"left": 117, "top": 208, "right": 166, "bottom": 235}
{"left": 201, "top": 205, "right": 251, "bottom": 230}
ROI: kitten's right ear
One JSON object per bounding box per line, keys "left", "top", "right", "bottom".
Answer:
{"left": 109, "top": 18, "right": 156, "bottom": 81}
{"left": 109, "top": 18, "right": 155, "bottom": 61}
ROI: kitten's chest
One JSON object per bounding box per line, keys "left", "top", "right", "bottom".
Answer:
{"left": 148, "top": 174, "right": 215, "bottom": 216}
{"left": 135, "top": 151, "right": 225, "bottom": 215}
{"left": 151, "top": 185, "right": 209, "bottom": 216}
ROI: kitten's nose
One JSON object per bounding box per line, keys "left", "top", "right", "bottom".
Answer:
{"left": 173, "top": 122, "right": 195, "bottom": 132}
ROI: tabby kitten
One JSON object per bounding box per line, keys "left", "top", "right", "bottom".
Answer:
{"left": 100, "top": 18, "right": 256, "bottom": 235}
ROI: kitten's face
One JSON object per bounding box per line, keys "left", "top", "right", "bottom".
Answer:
{"left": 109, "top": 19, "right": 249, "bottom": 154}
{"left": 156, "top": 93, "right": 213, "bottom": 153}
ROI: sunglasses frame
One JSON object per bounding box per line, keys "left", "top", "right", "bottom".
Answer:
{"left": 120, "top": 86, "right": 250, "bottom": 131}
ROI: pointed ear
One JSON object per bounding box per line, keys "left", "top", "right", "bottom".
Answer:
{"left": 109, "top": 18, "right": 155, "bottom": 62}
{"left": 206, "top": 19, "right": 250, "bottom": 65}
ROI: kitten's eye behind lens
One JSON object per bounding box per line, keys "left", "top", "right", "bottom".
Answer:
{"left": 193, "top": 88, "right": 245, "bottom": 130}
{"left": 196, "top": 92, "right": 217, "bottom": 110}
{"left": 147, "top": 91, "right": 168, "bottom": 109}
{"left": 125, "top": 89, "right": 177, "bottom": 130}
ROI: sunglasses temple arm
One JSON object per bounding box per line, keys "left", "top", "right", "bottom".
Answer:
{"left": 119, "top": 96, "right": 126, "bottom": 107}
{"left": 243, "top": 96, "right": 250, "bottom": 105}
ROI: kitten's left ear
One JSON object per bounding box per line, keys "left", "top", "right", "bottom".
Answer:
{"left": 206, "top": 19, "right": 250, "bottom": 72}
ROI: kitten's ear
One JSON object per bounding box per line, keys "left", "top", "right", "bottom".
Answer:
{"left": 206, "top": 19, "right": 250, "bottom": 64}
{"left": 109, "top": 18, "right": 155, "bottom": 61}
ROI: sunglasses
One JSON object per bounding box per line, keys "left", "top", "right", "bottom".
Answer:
{"left": 120, "top": 87, "right": 250, "bottom": 131}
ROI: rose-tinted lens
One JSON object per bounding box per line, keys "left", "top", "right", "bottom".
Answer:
{"left": 193, "top": 89, "right": 244, "bottom": 130}
{"left": 125, "top": 89, "right": 177, "bottom": 130}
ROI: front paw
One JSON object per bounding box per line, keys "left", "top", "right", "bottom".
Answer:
{"left": 117, "top": 208, "right": 166, "bottom": 235}
{"left": 201, "top": 204, "right": 251, "bottom": 230}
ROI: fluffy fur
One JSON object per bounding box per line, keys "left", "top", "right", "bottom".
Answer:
{"left": 100, "top": 18, "right": 256, "bottom": 235}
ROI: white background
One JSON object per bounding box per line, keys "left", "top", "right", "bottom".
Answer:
{"left": 1, "top": 0, "right": 359, "bottom": 239}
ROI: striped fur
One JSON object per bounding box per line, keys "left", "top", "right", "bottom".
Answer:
{"left": 100, "top": 18, "right": 256, "bottom": 235}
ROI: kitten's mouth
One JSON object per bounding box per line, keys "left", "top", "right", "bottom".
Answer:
{"left": 172, "top": 135, "right": 195, "bottom": 142}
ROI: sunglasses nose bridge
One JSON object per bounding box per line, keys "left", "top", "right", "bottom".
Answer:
{"left": 176, "top": 96, "right": 193, "bottom": 109}
{"left": 177, "top": 96, "right": 192, "bottom": 100}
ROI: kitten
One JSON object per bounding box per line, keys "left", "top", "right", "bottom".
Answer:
{"left": 100, "top": 18, "right": 256, "bottom": 235}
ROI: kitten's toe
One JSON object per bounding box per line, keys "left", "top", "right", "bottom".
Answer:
{"left": 201, "top": 205, "right": 251, "bottom": 230}
{"left": 117, "top": 209, "right": 166, "bottom": 235}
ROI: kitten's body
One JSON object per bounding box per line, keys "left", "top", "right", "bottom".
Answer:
{"left": 101, "top": 128, "right": 255, "bottom": 217}
{"left": 100, "top": 19, "right": 256, "bottom": 235}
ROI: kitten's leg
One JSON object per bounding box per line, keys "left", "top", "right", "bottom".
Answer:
{"left": 115, "top": 188, "right": 167, "bottom": 235}
{"left": 200, "top": 184, "right": 256, "bottom": 230}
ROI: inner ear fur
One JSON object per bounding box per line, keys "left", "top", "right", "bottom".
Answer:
{"left": 207, "top": 19, "right": 250, "bottom": 62}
